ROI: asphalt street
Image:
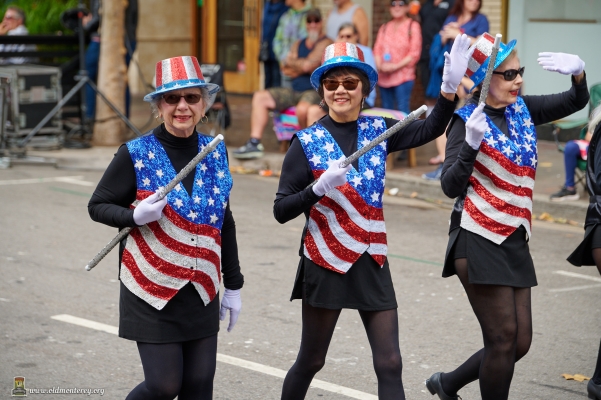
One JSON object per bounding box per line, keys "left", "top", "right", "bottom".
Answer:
{"left": 1, "top": 165, "right": 600, "bottom": 399}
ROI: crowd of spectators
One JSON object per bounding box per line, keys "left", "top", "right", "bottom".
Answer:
{"left": 235, "top": 0, "right": 490, "bottom": 164}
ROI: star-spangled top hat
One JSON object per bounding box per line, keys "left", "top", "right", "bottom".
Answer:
{"left": 310, "top": 42, "right": 378, "bottom": 92}
{"left": 144, "top": 56, "right": 220, "bottom": 111}
{"left": 467, "top": 32, "right": 517, "bottom": 91}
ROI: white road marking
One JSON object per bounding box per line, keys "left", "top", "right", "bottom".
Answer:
{"left": 553, "top": 270, "right": 601, "bottom": 283}
{"left": 51, "top": 314, "right": 378, "bottom": 400}
{"left": 549, "top": 284, "right": 601, "bottom": 293}
{"left": 0, "top": 176, "right": 95, "bottom": 187}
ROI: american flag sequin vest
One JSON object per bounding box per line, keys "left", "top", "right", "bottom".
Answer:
{"left": 121, "top": 134, "right": 233, "bottom": 310}
{"left": 456, "top": 97, "right": 538, "bottom": 244}
{"left": 297, "top": 117, "right": 388, "bottom": 274}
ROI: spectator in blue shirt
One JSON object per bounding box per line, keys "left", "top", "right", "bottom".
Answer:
{"left": 261, "top": 0, "right": 289, "bottom": 88}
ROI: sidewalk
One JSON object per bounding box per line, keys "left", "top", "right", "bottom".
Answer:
{"left": 13, "top": 93, "right": 589, "bottom": 225}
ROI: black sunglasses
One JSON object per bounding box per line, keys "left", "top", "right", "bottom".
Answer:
{"left": 338, "top": 34, "right": 354, "bottom": 40}
{"left": 323, "top": 78, "right": 360, "bottom": 91}
{"left": 492, "top": 66, "right": 525, "bottom": 81}
{"left": 306, "top": 18, "right": 321, "bottom": 24}
{"left": 391, "top": 1, "right": 406, "bottom": 6}
{"left": 162, "top": 93, "right": 202, "bottom": 105}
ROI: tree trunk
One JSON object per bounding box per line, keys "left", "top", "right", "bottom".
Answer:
{"left": 93, "top": 0, "right": 127, "bottom": 146}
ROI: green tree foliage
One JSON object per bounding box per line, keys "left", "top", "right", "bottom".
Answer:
{"left": 1, "top": 0, "right": 83, "bottom": 34}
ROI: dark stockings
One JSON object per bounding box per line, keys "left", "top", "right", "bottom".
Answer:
{"left": 126, "top": 335, "right": 218, "bottom": 400}
{"left": 281, "top": 301, "right": 404, "bottom": 400}
{"left": 591, "top": 249, "right": 601, "bottom": 385}
{"left": 441, "top": 258, "right": 532, "bottom": 400}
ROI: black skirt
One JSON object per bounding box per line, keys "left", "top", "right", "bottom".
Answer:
{"left": 119, "top": 282, "right": 219, "bottom": 343}
{"left": 290, "top": 253, "right": 398, "bottom": 311}
{"left": 443, "top": 226, "right": 538, "bottom": 288}
{"left": 568, "top": 223, "right": 601, "bottom": 266}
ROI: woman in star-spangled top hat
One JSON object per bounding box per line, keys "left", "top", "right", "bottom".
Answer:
{"left": 274, "top": 36, "right": 474, "bottom": 399}
{"left": 89, "top": 56, "right": 243, "bottom": 400}
{"left": 425, "top": 34, "right": 589, "bottom": 400}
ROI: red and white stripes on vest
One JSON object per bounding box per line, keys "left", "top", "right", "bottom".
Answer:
{"left": 456, "top": 98, "right": 537, "bottom": 244}
{"left": 296, "top": 117, "right": 388, "bottom": 274}
{"left": 121, "top": 134, "right": 233, "bottom": 310}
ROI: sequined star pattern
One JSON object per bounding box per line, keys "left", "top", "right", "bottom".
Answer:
{"left": 123, "top": 132, "right": 233, "bottom": 310}
{"left": 294, "top": 116, "right": 389, "bottom": 274}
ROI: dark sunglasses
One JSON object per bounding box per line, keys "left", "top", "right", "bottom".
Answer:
{"left": 492, "top": 66, "right": 525, "bottom": 81}
{"left": 338, "top": 34, "right": 354, "bottom": 40}
{"left": 323, "top": 78, "right": 360, "bottom": 91}
{"left": 162, "top": 93, "right": 202, "bottom": 105}
{"left": 390, "top": 1, "right": 406, "bottom": 6}
{"left": 306, "top": 18, "right": 321, "bottom": 24}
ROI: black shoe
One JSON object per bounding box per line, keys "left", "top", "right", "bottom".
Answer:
{"left": 425, "top": 372, "right": 461, "bottom": 400}
{"left": 589, "top": 379, "right": 601, "bottom": 400}
{"left": 549, "top": 186, "right": 579, "bottom": 202}
{"left": 233, "top": 139, "right": 264, "bottom": 159}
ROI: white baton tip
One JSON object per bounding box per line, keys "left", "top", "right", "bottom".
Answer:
{"left": 85, "top": 265, "right": 91, "bottom": 271}
{"left": 493, "top": 34, "right": 502, "bottom": 45}
{"left": 216, "top": 134, "right": 224, "bottom": 141}
{"left": 417, "top": 104, "right": 428, "bottom": 114}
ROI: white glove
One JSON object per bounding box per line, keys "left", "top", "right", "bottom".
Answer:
{"left": 133, "top": 192, "right": 168, "bottom": 226}
{"left": 312, "top": 157, "right": 352, "bottom": 197}
{"left": 219, "top": 288, "right": 241, "bottom": 332}
{"left": 537, "top": 52, "right": 585, "bottom": 76}
{"left": 465, "top": 104, "right": 487, "bottom": 150}
{"left": 441, "top": 34, "right": 475, "bottom": 94}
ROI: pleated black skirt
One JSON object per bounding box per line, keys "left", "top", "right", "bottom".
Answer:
{"left": 290, "top": 253, "right": 398, "bottom": 311}
{"left": 119, "top": 282, "right": 219, "bottom": 343}
{"left": 443, "top": 226, "right": 538, "bottom": 288}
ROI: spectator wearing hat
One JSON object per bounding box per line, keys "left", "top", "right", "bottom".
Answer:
{"left": 234, "top": 9, "right": 332, "bottom": 160}
{"left": 0, "top": 6, "right": 35, "bottom": 65}
{"left": 373, "top": 0, "right": 422, "bottom": 115}
{"left": 274, "top": 36, "right": 474, "bottom": 398}
{"left": 425, "top": 34, "right": 589, "bottom": 400}
{"left": 89, "top": 55, "right": 244, "bottom": 399}
{"left": 325, "top": 0, "right": 369, "bottom": 46}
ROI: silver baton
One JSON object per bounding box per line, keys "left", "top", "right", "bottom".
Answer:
{"left": 479, "top": 34, "right": 502, "bottom": 106}
{"left": 307, "top": 105, "right": 428, "bottom": 189}
{"left": 85, "top": 134, "right": 224, "bottom": 271}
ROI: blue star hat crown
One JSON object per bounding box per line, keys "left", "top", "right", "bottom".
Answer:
{"left": 466, "top": 33, "right": 517, "bottom": 91}
{"left": 310, "top": 42, "right": 378, "bottom": 92}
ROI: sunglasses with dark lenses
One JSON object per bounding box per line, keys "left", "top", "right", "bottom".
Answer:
{"left": 306, "top": 18, "right": 321, "bottom": 24}
{"left": 338, "top": 34, "right": 354, "bottom": 40}
{"left": 323, "top": 78, "right": 360, "bottom": 91}
{"left": 492, "top": 66, "right": 525, "bottom": 81}
{"left": 390, "top": 1, "right": 406, "bottom": 6}
{"left": 162, "top": 93, "right": 202, "bottom": 105}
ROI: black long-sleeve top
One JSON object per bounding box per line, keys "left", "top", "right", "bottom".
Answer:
{"left": 274, "top": 92, "right": 458, "bottom": 241}
{"left": 88, "top": 125, "right": 244, "bottom": 290}
{"left": 441, "top": 74, "right": 589, "bottom": 231}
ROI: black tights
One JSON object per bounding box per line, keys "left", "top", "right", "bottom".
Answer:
{"left": 441, "top": 258, "right": 532, "bottom": 400}
{"left": 280, "top": 300, "right": 404, "bottom": 400}
{"left": 591, "top": 249, "right": 601, "bottom": 385}
{"left": 126, "top": 335, "right": 218, "bottom": 400}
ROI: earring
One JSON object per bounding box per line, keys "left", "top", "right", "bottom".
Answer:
{"left": 200, "top": 115, "right": 208, "bottom": 124}
{"left": 361, "top": 98, "right": 365, "bottom": 109}
{"left": 319, "top": 99, "right": 325, "bottom": 109}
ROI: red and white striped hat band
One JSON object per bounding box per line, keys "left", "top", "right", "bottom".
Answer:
{"left": 465, "top": 33, "right": 517, "bottom": 89}
{"left": 466, "top": 33, "right": 495, "bottom": 78}
{"left": 143, "top": 56, "right": 219, "bottom": 104}
{"left": 321, "top": 42, "right": 365, "bottom": 64}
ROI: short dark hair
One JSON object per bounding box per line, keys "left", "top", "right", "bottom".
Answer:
{"left": 338, "top": 22, "right": 358, "bottom": 35}
{"left": 7, "top": 6, "right": 25, "bottom": 25}
{"left": 317, "top": 67, "right": 371, "bottom": 99}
